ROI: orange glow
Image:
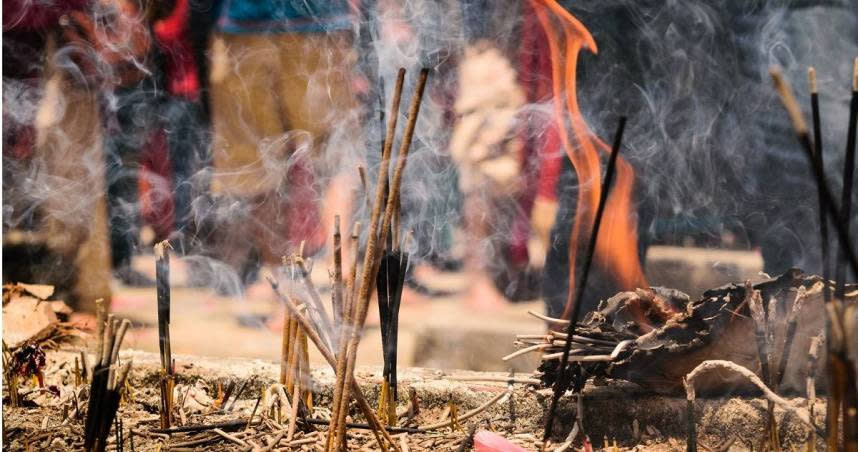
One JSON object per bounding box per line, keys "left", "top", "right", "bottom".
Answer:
{"left": 532, "top": 0, "right": 650, "bottom": 321}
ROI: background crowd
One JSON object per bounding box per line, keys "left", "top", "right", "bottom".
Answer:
{"left": 3, "top": 0, "right": 857, "bottom": 321}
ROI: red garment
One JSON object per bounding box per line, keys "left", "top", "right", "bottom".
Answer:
{"left": 153, "top": 0, "right": 200, "bottom": 99}
{"left": 505, "top": 4, "right": 564, "bottom": 267}
{"left": 519, "top": 3, "right": 563, "bottom": 202}
{"left": 3, "top": 0, "right": 87, "bottom": 31}
{"left": 139, "top": 129, "right": 175, "bottom": 240}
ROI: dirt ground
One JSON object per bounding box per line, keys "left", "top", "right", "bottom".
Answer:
{"left": 2, "top": 347, "right": 824, "bottom": 451}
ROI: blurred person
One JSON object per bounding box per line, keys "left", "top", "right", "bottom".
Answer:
{"left": 152, "top": 0, "right": 213, "bottom": 255}
{"left": 206, "top": 0, "right": 359, "bottom": 297}
{"left": 3, "top": 0, "right": 114, "bottom": 310}
{"left": 78, "top": 0, "right": 159, "bottom": 285}
{"left": 449, "top": 41, "right": 527, "bottom": 309}
{"left": 446, "top": 1, "right": 560, "bottom": 309}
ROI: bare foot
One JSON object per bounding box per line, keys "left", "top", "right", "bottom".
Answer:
{"left": 465, "top": 274, "right": 508, "bottom": 311}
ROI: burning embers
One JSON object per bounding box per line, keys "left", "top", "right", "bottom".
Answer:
{"left": 511, "top": 270, "right": 855, "bottom": 395}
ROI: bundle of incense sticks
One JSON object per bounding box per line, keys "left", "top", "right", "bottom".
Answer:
{"left": 84, "top": 300, "right": 133, "bottom": 452}
{"left": 376, "top": 246, "right": 408, "bottom": 425}
{"left": 375, "top": 99, "right": 410, "bottom": 425}
{"left": 328, "top": 67, "right": 429, "bottom": 452}
{"left": 771, "top": 61, "right": 858, "bottom": 452}
{"left": 280, "top": 253, "right": 314, "bottom": 421}
{"left": 154, "top": 241, "right": 174, "bottom": 429}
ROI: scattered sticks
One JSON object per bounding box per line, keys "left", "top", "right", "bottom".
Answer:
{"left": 267, "top": 278, "right": 396, "bottom": 451}
{"left": 543, "top": 116, "right": 628, "bottom": 443}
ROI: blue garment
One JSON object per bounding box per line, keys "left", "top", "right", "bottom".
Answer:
{"left": 215, "top": 0, "right": 352, "bottom": 34}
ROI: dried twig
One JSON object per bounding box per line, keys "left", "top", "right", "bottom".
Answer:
{"left": 683, "top": 360, "right": 821, "bottom": 435}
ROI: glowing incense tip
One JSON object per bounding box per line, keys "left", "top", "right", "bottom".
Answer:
{"left": 154, "top": 240, "right": 172, "bottom": 259}
{"left": 770, "top": 66, "right": 808, "bottom": 135}
{"left": 808, "top": 67, "right": 818, "bottom": 94}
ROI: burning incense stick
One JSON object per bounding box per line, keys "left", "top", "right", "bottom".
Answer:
{"left": 770, "top": 67, "right": 858, "bottom": 278}
{"left": 332, "top": 68, "right": 429, "bottom": 452}
{"left": 329, "top": 67, "right": 407, "bottom": 452}
{"left": 333, "top": 215, "right": 344, "bottom": 331}
{"left": 543, "top": 116, "right": 628, "bottom": 443}
{"left": 809, "top": 67, "right": 832, "bottom": 304}
{"left": 345, "top": 222, "right": 361, "bottom": 320}
{"left": 154, "top": 241, "right": 174, "bottom": 429}
{"left": 772, "top": 65, "right": 858, "bottom": 452}
{"left": 835, "top": 58, "right": 858, "bottom": 300}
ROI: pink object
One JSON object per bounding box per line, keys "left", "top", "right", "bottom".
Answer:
{"left": 474, "top": 431, "right": 530, "bottom": 452}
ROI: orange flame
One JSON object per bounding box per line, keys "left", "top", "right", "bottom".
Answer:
{"left": 532, "top": 0, "right": 649, "bottom": 320}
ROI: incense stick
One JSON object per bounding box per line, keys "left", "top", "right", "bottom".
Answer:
{"left": 770, "top": 67, "right": 858, "bottom": 278}
{"left": 333, "top": 68, "right": 429, "bottom": 451}
{"left": 543, "top": 116, "right": 627, "bottom": 443}
{"left": 835, "top": 58, "right": 858, "bottom": 300}
{"left": 154, "top": 241, "right": 174, "bottom": 429}
{"left": 333, "top": 215, "right": 344, "bottom": 332}
{"left": 329, "top": 67, "right": 407, "bottom": 452}
{"left": 809, "top": 67, "right": 832, "bottom": 304}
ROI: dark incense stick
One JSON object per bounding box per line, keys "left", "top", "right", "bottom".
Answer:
{"left": 543, "top": 117, "right": 627, "bottom": 443}
{"left": 154, "top": 241, "right": 174, "bottom": 429}
{"left": 835, "top": 58, "right": 858, "bottom": 300}
{"left": 809, "top": 67, "right": 832, "bottom": 303}
{"left": 155, "top": 241, "right": 171, "bottom": 372}
{"left": 770, "top": 68, "right": 858, "bottom": 278}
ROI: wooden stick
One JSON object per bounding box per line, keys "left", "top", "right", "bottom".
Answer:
{"left": 807, "top": 333, "right": 823, "bottom": 451}
{"left": 775, "top": 286, "right": 808, "bottom": 388}
{"left": 544, "top": 117, "right": 627, "bottom": 442}
{"left": 333, "top": 68, "right": 429, "bottom": 452}
{"left": 684, "top": 360, "right": 821, "bottom": 435}
{"left": 358, "top": 166, "right": 371, "bottom": 214}
{"left": 280, "top": 306, "right": 292, "bottom": 386}
{"left": 683, "top": 377, "right": 697, "bottom": 452}
{"left": 416, "top": 390, "right": 510, "bottom": 431}
{"left": 292, "top": 256, "right": 336, "bottom": 352}
{"left": 345, "top": 222, "right": 361, "bottom": 321}
{"left": 329, "top": 67, "right": 407, "bottom": 452}
{"left": 333, "top": 215, "right": 344, "bottom": 333}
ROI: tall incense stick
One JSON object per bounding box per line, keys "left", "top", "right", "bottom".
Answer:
{"left": 809, "top": 67, "right": 832, "bottom": 303}
{"left": 770, "top": 68, "right": 858, "bottom": 277}
{"left": 835, "top": 58, "right": 858, "bottom": 299}
{"left": 543, "top": 117, "right": 627, "bottom": 443}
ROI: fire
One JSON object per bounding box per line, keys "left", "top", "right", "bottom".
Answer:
{"left": 532, "top": 0, "right": 649, "bottom": 320}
